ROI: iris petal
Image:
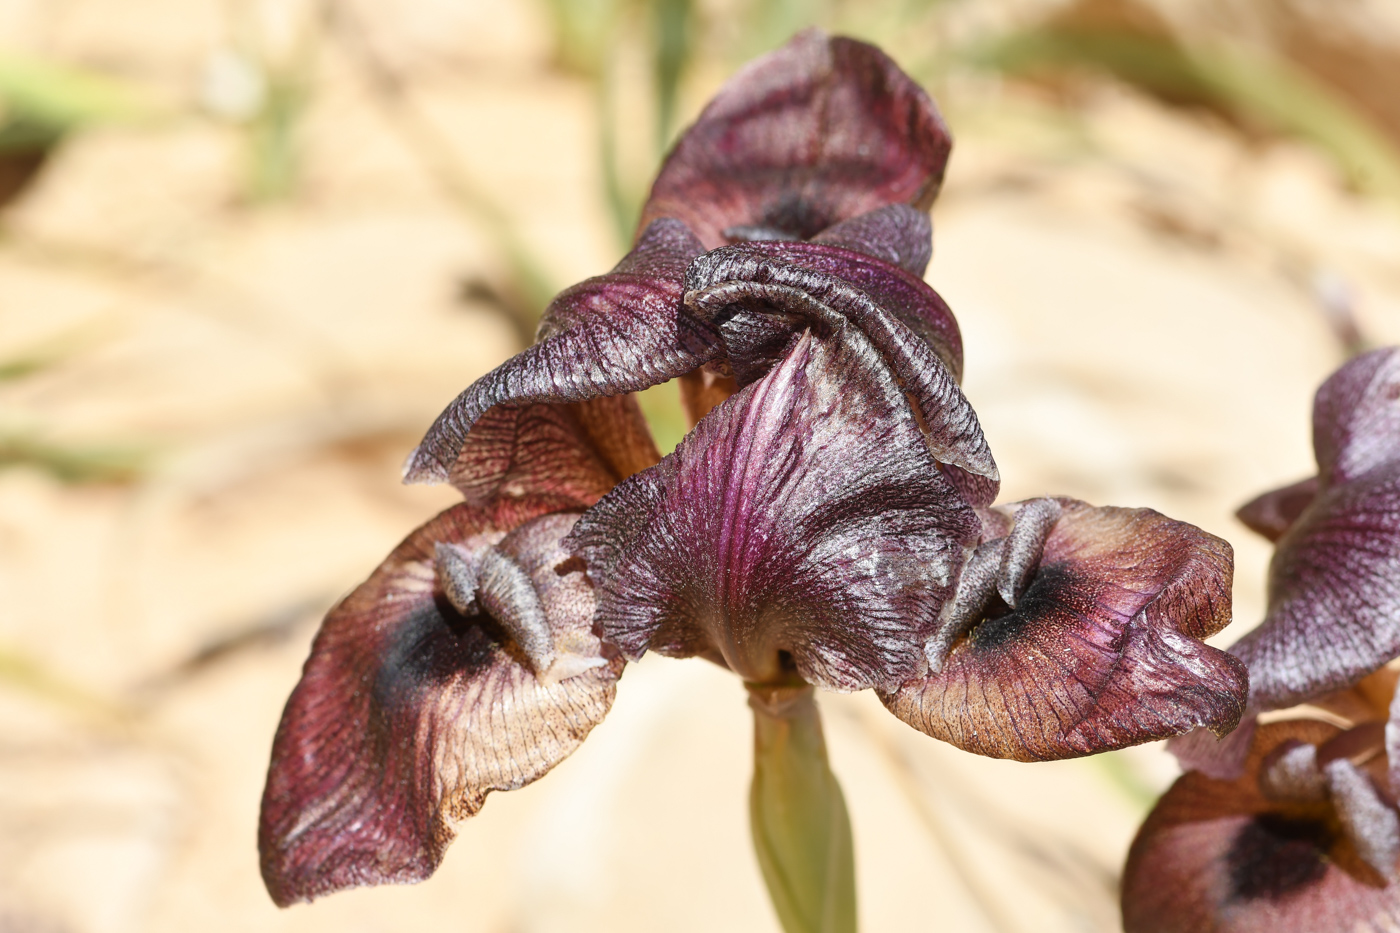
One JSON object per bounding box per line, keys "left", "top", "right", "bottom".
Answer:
{"left": 882, "top": 500, "right": 1246, "bottom": 761}
{"left": 1314, "top": 347, "right": 1400, "bottom": 487}
{"left": 639, "top": 30, "right": 951, "bottom": 249}
{"left": 709, "top": 235, "right": 964, "bottom": 379}
{"left": 405, "top": 218, "right": 713, "bottom": 484}
{"left": 259, "top": 501, "right": 622, "bottom": 906}
{"left": 1236, "top": 476, "right": 1320, "bottom": 543}
{"left": 685, "top": 243, "right": 995, "bottom": 504}
{"left": 809, "top": 204, "right": 934, "bottom": 278}
{"left": 447, "top": 399, "right": 655, "bottom": 507}
{"left": 1124, "top": 721, "right": 1400, "bottom": 933}
{"left": 567, "top": 327, "right": 979, "bottom": 691}
{"left": 1232, "top": 462, "right": 1400, "bottom": 712}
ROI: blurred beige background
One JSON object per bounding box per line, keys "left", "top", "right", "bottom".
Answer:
{"left": 2, "top": 0, "right": 1399, "bottom": 930}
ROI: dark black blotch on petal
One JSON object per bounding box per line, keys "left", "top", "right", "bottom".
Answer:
{"left": 966, "top": 564, "right": 1074, "bottom": 651}
{"left": 1227, "top": 814, "right": 1336, "bottom": 902}
{"left": 374, "top": 600, "right": 494, "bottom": 715}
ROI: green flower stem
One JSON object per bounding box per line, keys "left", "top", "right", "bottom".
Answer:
{"left": 748, "top": 682, "right": 857, "bottom": 933}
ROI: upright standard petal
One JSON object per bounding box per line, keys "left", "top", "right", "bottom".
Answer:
{"left": 567, "top": 328, "right": 980, "bottom": 692}
{"left": 639, "top": 30, "right": 952, "bottom": 249}
{"left": 1123, "top": 720, "right": 1400, "bottom": 933}
{"left": 1231, "top": 461, "right": 1400, "bottom": 712}
{"left": 1173, "top": 348, "right": 1400, "bottom": 777}
{"left": 685, "top": 242, "right": 994, "bottom": 504}
{"left": 1314, "top": 346, "right": 1400, "bottom": 487}
{"left": 882, "top": 500, "right": 1246, "bottom": 761}
{"left": 259, "top": 500, "right": 623, "bottom": 906}
{"left": 809, "top": 204, "right": 934, "bottom": 278}
{"left": 405, "top": 218, "right": 715, "bottom": 484}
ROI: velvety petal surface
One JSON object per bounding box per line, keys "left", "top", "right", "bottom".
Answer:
{"left": 882, "top": 500, "right": 1245, "bottom": 761}
{"left": 405, "top": 218, "right": 714, "bottom": 483}
{"left": 1314, "top": 346, "right": 1400, "bottom": 487}
{"left": 1123, "top": 720, "right": 1400, "bottom": 933}
{"left": 1232, "top": 461, "right": 1400, "bottom": 712}
{"left": 259, "top": 500, "right": 623, "bottom": 906}
{"left": 567, "top": 327, "right": 980, "bottom": 691}
{"left": 684, "top": 242, "right": 993, "bottom": 503}
{"left": 639, "top": 30, "right": 952, "bottom": 249}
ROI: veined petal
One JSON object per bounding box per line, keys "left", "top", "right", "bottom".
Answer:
{"left": 639, "top": 30, "right": 952, "bottom": 249}
{"left": 567, "top": 327, "right": 979, "bottom": 692}
{"left": 685, "top": 243, "right": 994, "bottom": 503}
{"left": 882, "top": 500, "right": 1245, "bottom": 761}
{"left": 1232, "top": 462, "right": 1400, "bottom": 713}
{"left": 449, "top": 397, "right": 658, "bottom": 507}
{"left": 405, "top": 218, "right": 714, "bottom": 484}
{"left": 259, "top": 501, "right": 622, "bottom": 906}
{"left": 1314, "top": 346, "right": 1400, "bottom": 487}
{"left": 1123, "top": 721, "right": 1400, "bottom": 933}
{"left": 713, "top": 236, "right": 963, "bottom": 379}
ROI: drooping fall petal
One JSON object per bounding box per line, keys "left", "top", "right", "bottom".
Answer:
{"left": 259, "top": 500, "right": 623, "bottom": 906}
{"left": 639, "top": 30, "right": 952, "bottom": 249}
{"left": 567, "top": 327, "right": 979, "bottom": 692}
{"left": 1231, "top": 462, "right": 1400, "bottom": 713}
{"left": 405, "top": 218, "right": 712, "bottom": 484}
{"left": 1123, "top": 720, "right": 1400, "bottom": 933}
{"left": 684, "top": 241, "right": 995, "bottom": 504}
{"left": 882, "top": 499, "right": 1246, "bottom": 761}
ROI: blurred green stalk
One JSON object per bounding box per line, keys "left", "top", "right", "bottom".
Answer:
{"left": 974, "top": 28, "right": 1400, "bottom": 200}
{"left": 0, "top": 432, "right": 147, "bottom": 483}
{"left": 749, "top": 683, "right": 857, "bottom": 933}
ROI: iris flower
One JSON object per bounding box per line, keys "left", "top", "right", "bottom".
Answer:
{"left": 259, "top": 30, "right": 1249, "bottom": 921}
{"left": 1125, "top": 347, "right": 1400, "bottom": 932}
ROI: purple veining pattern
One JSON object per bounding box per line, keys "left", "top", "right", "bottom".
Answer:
{"left": 568, "top": 327, "right": 978, "bottom": 691}
{"left": 884, "top": 499, "right": 1244, "bottom": 761}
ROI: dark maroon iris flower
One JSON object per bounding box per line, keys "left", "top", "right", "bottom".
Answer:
{"left": 1126, "top": 347, "right": 1400, "bottom": 932}
{"left": 259, "top": 30, "right": 1248, "bottom": 908}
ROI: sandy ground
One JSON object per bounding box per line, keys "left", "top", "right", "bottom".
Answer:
{"left": 2, "top": 1, "right": 1399, "bottom": 931}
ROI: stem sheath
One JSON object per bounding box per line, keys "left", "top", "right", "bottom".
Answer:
{"left": 748, "top": 683, "right": 857, "bottom": 933}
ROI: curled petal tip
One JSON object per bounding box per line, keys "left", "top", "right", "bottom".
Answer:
{"left": 410, "top": 221, "right": 713, "bottom": 487}
{"left": 402, "top": 446, "right": 448, "bottom": 485}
